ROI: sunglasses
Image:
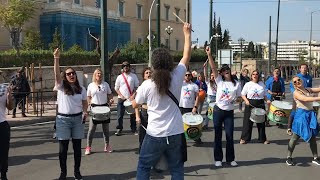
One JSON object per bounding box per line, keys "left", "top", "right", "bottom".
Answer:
{"left": 252, "top": 73, "right": 259, "bottom": 75}
{"left": 293, "top": 78, "right": 301, "bottom": 84}
{"left": 185, "top": 74, "right": 192, "bottom": 77}
{"left": 122, "top": 64, "right": 130, "bottom": 68}
{"left": 66, "top": 72, "right": 76, "bottom": 76}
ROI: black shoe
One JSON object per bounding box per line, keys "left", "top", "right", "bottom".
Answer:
{"left": 58, "top": 172, "right": 67, "bottom": 180}
{"left": 312, "top": 157, "right": 320, "bottom": 165}
{"left": 1, "top": 173, "right": 8, "bottom": 180}
{"left": 278, "top": 124, "right": 284, "bottom": 129}
{"left": 202, "top": 125, "right": 208, "bottom": 130}
{"left": 74, "top": 171, "right": 83, "bottom": 180}
{"left": 115, "top": 129, "right": 122, "bottom": 136}
{"left": 286, "top": 157, "right": 295, "bottom": 166}
{"left": 194, "top": 138, "right": 203, "bottom": 145}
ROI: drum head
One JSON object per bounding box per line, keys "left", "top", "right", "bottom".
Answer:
{"left": 209, "top": 103, "right": 215, "bottom": 107}
{"left": 123, "top": 100, "right": 132, "bottom": 106}
{"left": 271, "top": 101, "right": 292, "bottom": 110}
{"left": 182, "top": 112, "right": 203, "bottom": 125}
{"left": 313, "top": 102, "right": 320, "bottom": 107}
{"left": 91, "top": 106, "right": 110, "bottom": 114}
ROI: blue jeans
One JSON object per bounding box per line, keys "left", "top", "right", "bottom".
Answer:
{"left": 213, "top": 105, "right": 235, "bottom": 162}
{"left": 137, "top": 134, "right": 184, "bottom": 180}
{"left": 116, "top": 98, "right": 136, "bottom": 131}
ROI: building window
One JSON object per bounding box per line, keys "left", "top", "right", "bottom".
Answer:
{"left": 176, "top": 39, "right": 179, "bottom": 51}
{"left": 175, "top": 8, "right": 180, "bottom": 22}
{"left": 95, "top": 0, "right": 101, "bottom": 8}
{"left": 119, "top": 1, "right": 124, "bottom": 17}
{"left": 138, "top": 37, "right": 142, "bottom": 44}
{"left": 137, "top": 4, "right": 142, "bottom": 20}
{"left": 74, "top": 0, "right": 80, "bottom": 5}
{"left": 48, "top": 0, "right": 55, "bottom": 3}
{"left": 165, "top": 39, "right": 169, "bottom": 48}
{"left": 165, "top": 5, "right": 170, "bottom": 21}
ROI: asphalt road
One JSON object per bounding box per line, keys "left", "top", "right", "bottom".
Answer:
{"left": 7, "top": 80, "right": 320, "bottom": 180}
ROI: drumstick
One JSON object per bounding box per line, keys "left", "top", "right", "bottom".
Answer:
{"left": 173, "top": 12, "right": 194, "bottom": 32}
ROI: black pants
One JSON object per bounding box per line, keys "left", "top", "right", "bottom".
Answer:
{"left": 138, "top": 109, "right": 148, "bottom": 153}
{"left": 59, "top": 139, "right": 82, "bottom": 174}
{"left": 13, "top": 95, "right": 26, "bottom": 115}
{"left": 240, "top": 99, "right": 267, "bottom": 142}
{"left": 0, "top": 121, "right": 10, "bottom": 176}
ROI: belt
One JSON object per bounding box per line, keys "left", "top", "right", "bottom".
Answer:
{"left": 57, "top": 112, "right": 82, "bottom": 117}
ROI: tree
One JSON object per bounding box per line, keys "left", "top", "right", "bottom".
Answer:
{"left": 22, "top": 28, "right": 43, "bottom": 50}
{"left": 297, "top": 49, "right": 308, "bottom": 64}
{"left": 222, "top": 29, "right": 231, "bottom": 49}
{"left": 247, "top": 41, "right": 255, "bottom": 57}
{"left": 216, "top": 18, "right": 223, "bottom": 49}
{"left": 0, "top": 0, "right": 36, "bottom": 54}
{"left": 49, "top": 27, "right": 63, "bottom": 51}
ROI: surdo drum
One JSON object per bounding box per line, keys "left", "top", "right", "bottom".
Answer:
{"left": 123, "top": 99, "right": 135, "bottom": 114}
{"left": 182, "top": 112, "right": 203, "bottom": 140}
{"left": 90, "top": 106, "right": 111, "bottom": 122}
{"left": 267, "top": 101, "right": 292, "bottom": 124}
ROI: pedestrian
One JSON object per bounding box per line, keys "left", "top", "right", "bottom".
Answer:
{"left": 11, "top": 67, "right": 30, "bottom": 118}
{"left": 287, "top": 64, "right": 313, "bottom": 136}
{"left": 286, "top": 76, "right": 320, "bottom": 166}
{"left": 135, "top": 67, "right": 151, "bottom": 152}
{"left": 53, "top": 48, "right": 88, "bottom": 180}
{"left": 239, "top": 70, "right": 270, "bottom": 145}
{"left": 132, "top": 22, "right": 191, "bottom": 179}
{"left": 239, "top": 68, "right": 250, "bottom": 112}
{"left": 202, "top": 61, "right": 217, "bottom": 130}
{"left": 114, "top": 61, "right": 139, "bottom": 136}
{"left": 0, "top": 81, "right": 13, "bottom": 180}
{"left": 265, "top": 68, "right": 285, "bottom": 127}
{"left": 194, "top": 72, "right": 207, "bottom": 115}
{"left": 205, "top": 47, "right": 242, "bottom": 167}
{"left": 85, "top": 68, "right": 114, "bottom": 155}
{"left": 179, "top": 70, "right": 202, "bottom": 144}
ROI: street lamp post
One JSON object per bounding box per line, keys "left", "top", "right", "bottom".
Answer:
{"left": 309, "top": 10, "right": 320, "bottom": 68}
{"left": 165, "top": 26, "right": 173, "bottom": 50}
{"left": 148, "top": 0, "right": 157, "bottom": 67}
{"left": 212, "top": 33, "right": 221, "bottom": 58}
{"left": 238, "top": 38, "right": 245, "bottom": 70}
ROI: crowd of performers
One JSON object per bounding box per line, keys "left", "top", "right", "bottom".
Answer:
{"left": 0, "top": 22, "right": 319, "bottom": 180}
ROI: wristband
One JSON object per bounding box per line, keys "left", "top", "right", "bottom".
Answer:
{"left": 194, "top": 106, "right": 198, "bottom": 109}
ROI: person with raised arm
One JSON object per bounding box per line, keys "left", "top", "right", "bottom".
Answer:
{"left": 53, "top": 48, "right": 88, "bottom": 180}
{"left": 205, "top": 46, "right": 242, "bottom": 167}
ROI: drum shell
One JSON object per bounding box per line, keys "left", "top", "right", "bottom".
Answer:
{"left": 123, "top": 100, "right": 135, "bottom": 114}
{"left": 182, "top": 113, "right": 203, "bottom": 140}
{"left": 90, "top": 106, "right": 111, "bottom": 122}
{"left": 207, "top": 103, "right": 215, "bottom": 120}
{"left": 250, "top": 108, "right": 266, "bottom": 123}
{"left": 268, "top": 101, "right": 292, "bottom": 124}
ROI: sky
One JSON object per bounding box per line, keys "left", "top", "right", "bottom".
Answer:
{"left": 192, "top": 0, "right": 320, "bottom": 45}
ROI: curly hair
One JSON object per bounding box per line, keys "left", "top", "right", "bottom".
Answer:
{"left": 141, "top": 67, "right": 151, "bottom": 80}
{"left": 151, "top": 48, "right": 174, "bottom": 96}
{"left": 62, "top": 67, "right": 82, "bottom": 95}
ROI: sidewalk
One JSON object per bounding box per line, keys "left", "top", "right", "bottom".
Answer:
{"left": 6, "top": 95, "right": 119, "bottom": 127}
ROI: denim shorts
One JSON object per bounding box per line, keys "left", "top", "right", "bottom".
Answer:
{"left": 56, "top": 114, "right": 84, "bottom": 140}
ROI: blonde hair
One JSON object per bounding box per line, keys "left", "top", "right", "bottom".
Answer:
{"left": 92, "top": 68, "right": 103, "bottom": 83}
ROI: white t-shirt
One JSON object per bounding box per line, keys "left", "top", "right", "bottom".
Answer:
{"left": 114, "top": 72, "right": 139, "bottom": 99}
{"left": 0, "top": 84, "right": 7, "bottom": 123}
{"left": 179, "top": 81, "right": 199, "bottom": 108}
{"left": 241, "top": 81, "right": 266, "bottom": 100}
{"left": 135, "top": 63, "right": 186, "bottom": 137}
{"left": 215, "top": 75, "right": 241, "bottom": 110}
{"left": 206, "top": 80, "right": 217, "bottom": 96}
{"left": 87, "top": 82, "right": 112, "bottom": 105}
{"left": 55, "top": 83, "right": 87, "bottom": 114}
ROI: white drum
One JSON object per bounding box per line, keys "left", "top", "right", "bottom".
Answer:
{"left": 90, "top": 106, "right": 111, "bottom": 121}
{"left": 182, "top": 113, "right": 203, "bottom": 140}
{"left": 124, "top": 99, "right": 135, "bottom": 114}
{"left": 250, "top": 108, "right": 266, "bottom": 123}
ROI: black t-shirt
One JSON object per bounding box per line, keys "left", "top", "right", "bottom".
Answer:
{"left": 272, "top": 80, "right": 281, "bottom": 93}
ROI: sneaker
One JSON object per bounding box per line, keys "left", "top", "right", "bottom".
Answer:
{"left": 12, "top": 115, "right": 16, "bottom": 118}
{"left": 312, "top": 158, "right": 320, "bottom": 165}
{"left": 58, "top": 172, "right": 67, "bottom": 180}
{"left": 240, "top": 139, "right": 246, "bottom": 144}
{"left": 215, "top": 161, "right": 222, "bottom": 167}
{"left": 230, "top": 161, "right": 238, "bottom": 167}
{"left": 74, "top": 171, "right": 83, "bottom": 180}
{"left": 194, "top": 138, "right": 203, "bottom": 145}
{"left": 22, "top": 113, "right": 27, "bottom": 117}
{"left": 104, "top": 145, "right": 113, "bottom": 153}
{"left": 286, "top": 157, "right": 295, "bottom": 166}
{"left": 264, "top": 140, "right": 270, "bottom": 144}
{"left": 84, "top": 146, "right": 91, "bottom": 155}
{"left": 202, "top": 125, "right": 208, "bottom": 130}
{"left": 115, "top": 129, "right": 122, "bottom": 136}
{"left": 133, "top": 131, "right": 139, "bottom": 136}
{"left": 287, "top": 129, "right": 293, "bottom": 136}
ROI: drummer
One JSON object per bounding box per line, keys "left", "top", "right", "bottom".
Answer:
{"left": 240, "top": 70, "right": 270, "bottom": 144}
{"left": 179, "top": 70, "right": 201, "bottom": 144}
{"left": 194, "top": 72, "right": 207, "bottom": 115}
{"left": 265, "top": 68, "right": 285, "bottom": 127}
{"left": 287, "top": 64, "right": 313, "bottom": 136}
{"left": 286, "top": 76, "right": 320, "bottom": 166}
{"left": 205, "top": 47, "right": 242, "bottom": 167}
{"left": 202, "top": 61, "right": 217, "bottom": 130}
{"left": 85, "top": 68, "right": 114, "bottom": 155}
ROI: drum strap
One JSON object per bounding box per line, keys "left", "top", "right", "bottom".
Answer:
{"left": 122, "top": 73, "right": 132, "bottom": 95}
{"left": 167, "top": 90, "right": 179, "bottom": 107}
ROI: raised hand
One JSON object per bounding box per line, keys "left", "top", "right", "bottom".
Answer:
{"left": 183, "top": 23, "right": 192, "bottom": 36}
{"left": 205, "top": 46, "right": 211, "bottom": 56}
{"left": 53, "top": 48, "right": 60, "bottom": 58}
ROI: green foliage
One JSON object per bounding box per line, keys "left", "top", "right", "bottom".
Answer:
{"left": 22, "top": 28, "right": 43, "bottom": 50}
{"left": 116, "top": 41, "right": 149, "bottom": 64}
{"left": 68, "top": 44, "right": 84, "bottom": 52}
{"left": 0, "top": 0, "right": 37, "bottom": 51}
{"left": 49, "top": 27, "right": 63, "bottom": 51}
